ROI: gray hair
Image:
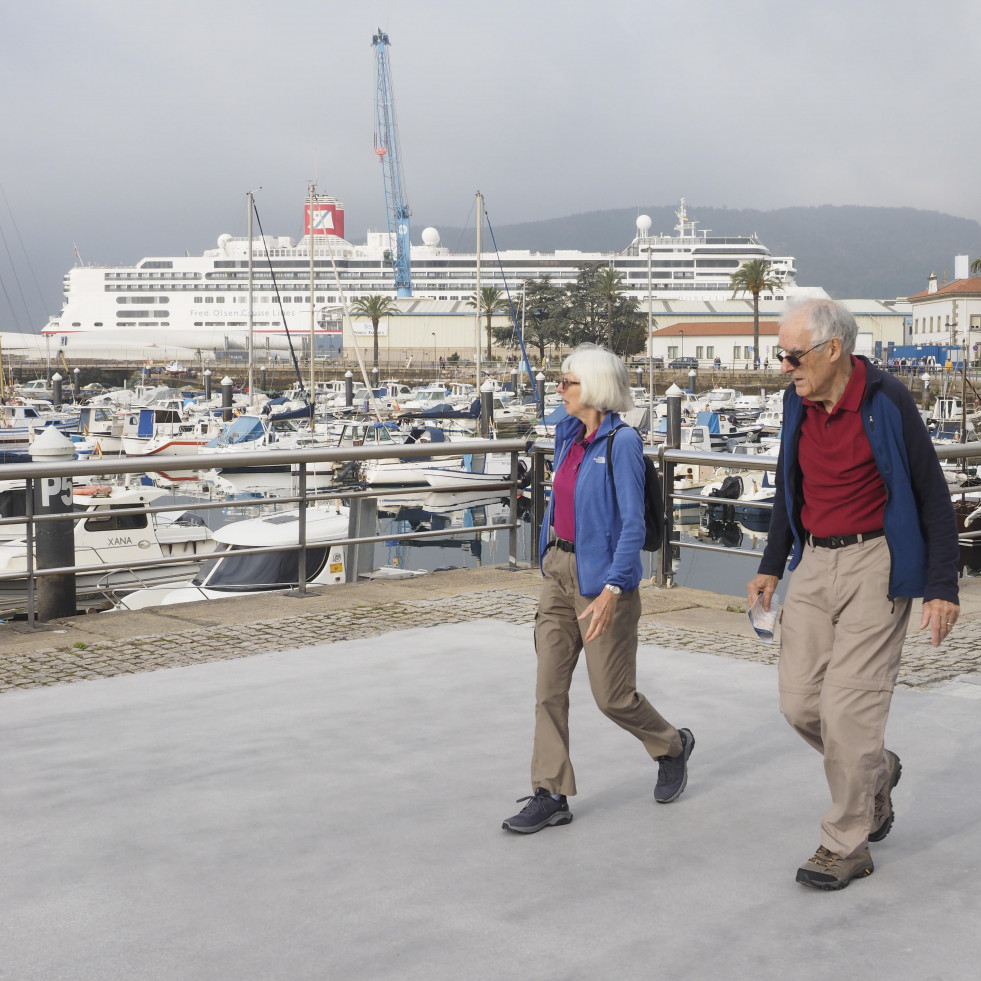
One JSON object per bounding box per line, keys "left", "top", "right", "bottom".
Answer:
{"left": 561, "top": 343, "right": 633, "bottom": 414}
{"left": 782, "top": 298, "right": 858, "bottom": 357}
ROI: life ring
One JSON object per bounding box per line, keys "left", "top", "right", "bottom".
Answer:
{"left": 74, "top": 484, "right": 113, "bottom": 496}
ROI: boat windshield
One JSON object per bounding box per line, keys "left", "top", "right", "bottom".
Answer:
{"left": 193, "top": 544, "right": 329, "bottom": 591}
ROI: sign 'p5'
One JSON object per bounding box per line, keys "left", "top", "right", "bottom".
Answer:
{"left": 40, "top": 477, "right": 73, "bottom": 509}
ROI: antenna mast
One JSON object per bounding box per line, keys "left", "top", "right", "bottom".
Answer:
{"left": 372, "top": 28, "right": 412, "bottom": 298}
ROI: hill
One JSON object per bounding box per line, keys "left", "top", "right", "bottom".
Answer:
{"left": 437, "top": 204, "right": 981, "bottom": 300}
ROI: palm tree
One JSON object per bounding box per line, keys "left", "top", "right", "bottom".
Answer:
{"left": 595, "top": 266, "right": 625, "bottom": 331}
{"left": 349, "top": 295, "right": 399, "bottom": 368}
{"left": 467, "top": 287, "right": 510, "bottom": 360}
{"left": 729, "top": 259, "right": 782, "bottom": 368}
{"left": 972, "top": 256, "right": 981, "bottom": 276}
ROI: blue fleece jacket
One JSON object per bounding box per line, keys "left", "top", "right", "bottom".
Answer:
{"left": 538, "top": 412, "right": 646, "bottom": 596}
{"left": 759, "top": 358, "right": 959, "bottom": 603}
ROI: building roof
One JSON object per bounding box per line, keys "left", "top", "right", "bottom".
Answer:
{"left": 908, "top": 278, "right": 981, "bottom": 301}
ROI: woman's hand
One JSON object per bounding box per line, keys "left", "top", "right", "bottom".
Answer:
{"left": 578, "top": 589, "right": 619, "bottom": 643}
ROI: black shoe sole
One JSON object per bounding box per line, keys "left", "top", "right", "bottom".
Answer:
{"left": 502, "top": 813, "right": 573, "bottom": 834}
{"left": 869, "top": 758, "right": 902, "bottom": 843}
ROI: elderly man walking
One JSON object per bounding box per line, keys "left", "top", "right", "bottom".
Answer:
{"left": 748, "top": 299, "right": 959, "bottom": 890}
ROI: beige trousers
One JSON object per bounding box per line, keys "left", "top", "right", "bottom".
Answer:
{"left": 778, "top": 536, "right": 911, "bottom": 857}
{"left": 531, "top": 548, "right": 682, "bottom": 796}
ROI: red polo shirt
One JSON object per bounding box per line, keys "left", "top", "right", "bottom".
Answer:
{"left": 798, "top": 356, "right": 886, "bottom": 538}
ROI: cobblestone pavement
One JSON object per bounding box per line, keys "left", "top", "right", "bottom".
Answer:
{"left": 3, "top": 589, "right": 980, "bottom": 695}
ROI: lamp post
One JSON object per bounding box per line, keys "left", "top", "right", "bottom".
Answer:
{"left": 645, "top": 244, "right": 656, "bottom": 446}
{"left": 679, "top": 329, "right": 684, "bottom": 362}
{"left": 432, "top": 332, "right": 437, "bottom": 376}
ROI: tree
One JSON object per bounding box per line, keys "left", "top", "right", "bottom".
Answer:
{"left": 972, "top": 256, "right": 981, "bottom": 276}
{"left": 467, "top": 287, "right": 511, "bottom": 360}
{"left": 349, "top": 295, "right": 399, "bottom": 368}
{"left": 729, "top": 259, "right": 782, "bottom": 367}
{"left": 499, "top": 277, "right": 566, "bottom": 363}
{"left": 564, "top": 264, "right": 646, "bottom": 357}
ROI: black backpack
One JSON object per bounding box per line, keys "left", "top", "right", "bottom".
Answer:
{"left": 606, "top": 424, "right": 664, "bottom": 552}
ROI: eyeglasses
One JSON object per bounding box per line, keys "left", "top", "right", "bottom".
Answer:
{"left": 776, "top": 338, "right": 830, "bottom": 368}
{"left": 556, "top": 378, "right": 581, "bottom": 389}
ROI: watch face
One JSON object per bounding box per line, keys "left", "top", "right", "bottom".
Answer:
{"left": 605, "top": 584, "right": 622, "bottom": 595}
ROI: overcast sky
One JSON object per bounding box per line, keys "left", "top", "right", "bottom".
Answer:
{"left": 1, "top": 0, "right": 979, "bottom": 329}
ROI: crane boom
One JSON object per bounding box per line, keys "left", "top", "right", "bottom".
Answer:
{"left": 371, "top": 28, "right": 412, "bottom": 298}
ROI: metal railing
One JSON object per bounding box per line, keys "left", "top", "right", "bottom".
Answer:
{"left": 528, "top": 437, "right": 981, "bottom": 588}
{"left": 1, "top": 437, "right": 528, "bottom": 625}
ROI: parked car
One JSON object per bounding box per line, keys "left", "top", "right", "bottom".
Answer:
{"left": 668, "top": 357, "right": 699, "bottom": 370}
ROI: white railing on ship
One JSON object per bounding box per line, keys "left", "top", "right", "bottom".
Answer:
{"left": 0, "top": 438, "right": 528, "bottom": 627}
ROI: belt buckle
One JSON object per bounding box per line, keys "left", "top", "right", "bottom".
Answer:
{"left": 829, "top": 535, "right": 846, "bottom": 549}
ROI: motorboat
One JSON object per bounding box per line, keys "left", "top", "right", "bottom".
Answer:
{"left": 0, "top": 482, "right": 217, "bottom": 615}
{"left": 114, "top": 502, "right": 352, "bottom": 610}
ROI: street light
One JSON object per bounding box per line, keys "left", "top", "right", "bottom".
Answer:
{"left": 431, "top": 332, "right": 437, "bottom": 376}
{"left": 679, "top": 329, "right": 685, "bottom": 362}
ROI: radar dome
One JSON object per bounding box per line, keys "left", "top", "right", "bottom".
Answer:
{"left": 217, "top": 233, "right": 233, "bottom": 253}
{"left": 635, "top": 215, "right": 652, "bottom": 233}
{"left": 421, "top": 227, "right": 440, "bottom": 247}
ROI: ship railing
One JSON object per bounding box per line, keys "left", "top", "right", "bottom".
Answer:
{"left": 528, "top": 439, "right": 981, "bottom": 589}
{"left": 0, "top": 437, "right": 528, "bottom": 627}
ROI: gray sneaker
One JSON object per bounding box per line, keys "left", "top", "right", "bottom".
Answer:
{"left": 654, "top": 728, "right": 694, "bottom": 803}
{"left": 869, "top": 750, "right": 902, "bottom": 843}
{"left": 502, "top": 788, "right": 573, "bottom": 834}
{"left": 796, "top": 845, "right": 874, "bottom": 890}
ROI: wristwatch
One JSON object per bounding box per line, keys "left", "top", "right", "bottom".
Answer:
{"left": 604, "top": 584, "right": 622, "bottom": 595}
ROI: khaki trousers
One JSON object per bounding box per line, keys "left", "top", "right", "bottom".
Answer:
{"left": 531, "top": 548, "right": 681, "bottom": 796}
{"left": 778, "top": 536, "right": 911, "bottom": 857}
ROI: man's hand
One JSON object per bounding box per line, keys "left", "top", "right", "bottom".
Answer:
{"left": 748, "top": 573, "right": 779, "bottom": 612}
{"left": 579, "top": 589, "right": 619, "bottom": 643}
{"left": 921, "top": 598, "right": 959, "bottom": 647}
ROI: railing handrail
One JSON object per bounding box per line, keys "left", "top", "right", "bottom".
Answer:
{"left": 5, "top": 437, "right": 528, "bottom": 625}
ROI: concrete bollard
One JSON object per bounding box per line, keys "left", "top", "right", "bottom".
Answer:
{"left": 73, "top": 367, "right": 81, "bottom": 402}
{"left": 344, "top": 370, "right": 354, "bottom": 409}
{"left": 29, "top": 427, "right": 78, "bottom": 621}
{"left": 665, "top": 383, "right": 683, "bottom": 449}
{"left": 203, "top": 369, "right": 212, "bottom": 401}
{"left": 536, "top": 371, "right": 546, "bottom": 413}
{"left": 221, "top": 376, "right": 234, "bottom": 422}
{"left": 51, "top": 372, "right": 63, "bottom": 409}
{"left": 510, "top": 367, "right": 519, "bottom": 397}
{"left": 260, "top": 366, "right": 267, "bottom": 391}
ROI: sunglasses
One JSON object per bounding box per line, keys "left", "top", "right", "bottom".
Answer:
{"left": 776, "top": 338, "right": 830, "bottom": 368}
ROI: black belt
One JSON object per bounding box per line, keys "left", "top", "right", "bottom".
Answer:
{"left": 807, "top": 529, "right": 885, "bottom": 549}
{"left": 553, "top": 537, "right": 575, "bottom": 553}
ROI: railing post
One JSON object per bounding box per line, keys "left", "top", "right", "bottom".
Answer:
{"left": 346, "top": 495, "right": 377, "bottom": 583}
{"left": 296, "top": 463, "right": 308, "bottom": 595}
{"left": 530, "top": 446, "right": 547, "bottom": 565}
{"left": 658, "top": 383, "right": 684, "bottom": 587}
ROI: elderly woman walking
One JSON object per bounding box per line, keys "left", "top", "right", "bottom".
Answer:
{"left": 503, "top": 344, "right": 695, "bottom": 834}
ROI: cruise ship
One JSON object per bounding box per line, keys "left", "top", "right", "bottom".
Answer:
{"left": 39, "top": 196, "right": 803, "bottom": 358}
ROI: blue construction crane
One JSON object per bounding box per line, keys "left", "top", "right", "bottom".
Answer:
{"left": 371, "top": 28, "right": 412, "bottom": 298}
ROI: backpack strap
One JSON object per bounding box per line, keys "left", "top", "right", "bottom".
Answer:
{"left": 606, "top": 423, "right": 630, "bottom": 484}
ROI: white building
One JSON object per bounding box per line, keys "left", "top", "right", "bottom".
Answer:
{"left": 907, "top": 256, "right": 981, "bottom": 357}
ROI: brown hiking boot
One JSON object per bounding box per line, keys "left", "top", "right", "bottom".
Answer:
{"left": 869, "top": 750, "right": 902, "bottom": 843}
{"left": 796, "top": 845, "right": 874, "bottom": 890}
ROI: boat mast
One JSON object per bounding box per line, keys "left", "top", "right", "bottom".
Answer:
{"left": 247, "top": 190, "right": 255, "bottom": 403}
{"left": 308, "top": 181, "right": 316, "bottom": 432}
{"left": 475, "top": 190, "right": 482, "bottom": 391}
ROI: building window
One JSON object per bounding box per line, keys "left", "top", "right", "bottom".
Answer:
{"left": 706, "top": 346, "right": 714, "bottom": 358}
